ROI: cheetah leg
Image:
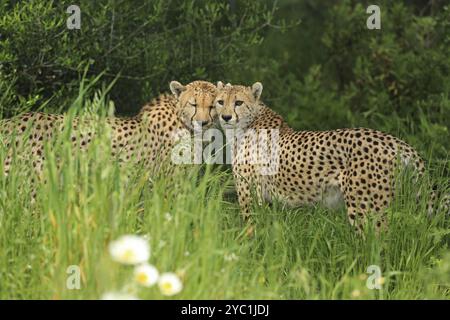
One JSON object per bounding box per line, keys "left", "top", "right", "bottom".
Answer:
{"left": 340, "top": 167, "right": 391, "bottom": 235}
{"left": 427, "top": 186, "right": 450, "bottom": 216}
{"left": 337, "top": 171, "right": 363, "bottom": 233}
{"left": 343, "top": 197, "right": 388, "bottom": 235}
{"left": 235, "top": 173, "right": 267, "bottom": 216}
{"left": 235, "top": 172, "right": 267, "bottom": 238}
{"left": 235, "top": 175, "right": 252, "bottom": 219}
{"left": 28, "top": 156, "right": 45, "bottom": 204}
{"left": 2, "top": 154, "right": 11, "bottom": 177}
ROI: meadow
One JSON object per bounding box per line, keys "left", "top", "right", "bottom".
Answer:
{"left": 0, "top": 85, "right": 448, "bottom": 300}
{"left": 0, "top": 0, "right": 449, "bottom": 300}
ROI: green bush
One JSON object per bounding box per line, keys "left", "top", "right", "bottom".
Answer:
{"left": 0, "top": 0, "right": 273, "bottom": 115}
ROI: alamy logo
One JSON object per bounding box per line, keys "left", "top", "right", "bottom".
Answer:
{"left": 170, "top": 126, "right": 280, "bottom": 175}
{"left": 67, "top": 5, "right": 81, "bottom": 30}
{"left": 366, "top": 265, "right": 383, "bottom": 289}
{"left": 366, "top": 5, "right": 381, "bottom": 30}
{"left": 66, "top": 265, "right": 81, "bottom": 290}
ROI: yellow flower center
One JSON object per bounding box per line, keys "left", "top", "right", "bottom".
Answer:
{"left": 136, "top": 272, "right": 149, "bottom": 284}
{"left": 161, "top": 282, "right": 173, "bottom": 293}
{"left": 122, "top": 249, "right": 135, "bottom": 262}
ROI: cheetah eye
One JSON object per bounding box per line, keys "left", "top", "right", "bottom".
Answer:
{"left": 235, "top": 100, "right": 243, "bottom": 106}
{"left": 190, "top": 102, "right": 197, "bottom": 107}
{"left": 209, "top": 105, "right": 214, "bottom": 109}
{"left": 217, "top": 100, "right": 224, "bottom": 106}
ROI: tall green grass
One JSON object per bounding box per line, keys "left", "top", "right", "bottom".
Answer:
{"left": 0, "top": 90, "right": 448, "bottom": 300}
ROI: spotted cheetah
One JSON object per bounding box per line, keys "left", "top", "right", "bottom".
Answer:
{"left": 0, "top": 80, "right": 218, "bottom": 180}
{"left": 215, "top": 82, "right": 434, "bottom": 233}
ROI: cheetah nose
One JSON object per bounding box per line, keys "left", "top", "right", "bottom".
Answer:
{"left": 221, "top": 115, "right": 232, "bottom": 122}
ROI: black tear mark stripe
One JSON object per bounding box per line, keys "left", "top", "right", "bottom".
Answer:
{"left": 233, "top": 94, "right": 240, "bottom": 123}
{"left": 208, "top": 106, "right": 214, "bottom": 122}
{"left": 190, "top": 106, "right": 197, "bottom": 124}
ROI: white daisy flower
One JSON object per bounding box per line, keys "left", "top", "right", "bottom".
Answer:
{"left": 134, "top": 263, "right": 159, "bottom": 287}
{"left": 101, "top": 291, "right": 139, "bottom": 300}
{"left": 158, "top": 272, "right": 183, "bottom": 296}
{"left": 109, "top": 235, "right": 150, "bottom": 265}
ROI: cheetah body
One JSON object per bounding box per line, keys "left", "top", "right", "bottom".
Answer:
{"left": 1, "top": 80, "right": 218, "bottom": 177}
{"left": 216, "top": 83, "right": 425, "bottom": 232}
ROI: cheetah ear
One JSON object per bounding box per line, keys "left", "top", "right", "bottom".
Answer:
{"left": 251, "top": 82, "right": 263, "bottom": 100}
{"left": 217, "top": 81, "right": 224, "bottom": 90}
{"left": 170, "top": 81, "right": 186, "bottom": 98}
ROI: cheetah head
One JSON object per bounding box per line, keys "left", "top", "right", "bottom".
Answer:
{"left": 169, "top": 80, "right": 218, "bottom": 132}
{"left": 214, "top": 81, "right": 263, "bottom": 130}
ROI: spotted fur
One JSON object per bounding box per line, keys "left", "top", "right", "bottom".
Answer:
{"left": 215, "top": 82, "right": 430, "bottom": 233}
{"left": 0, "top": 80, "right": 218, "bottom": 183}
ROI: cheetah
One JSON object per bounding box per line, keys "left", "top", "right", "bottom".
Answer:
{"left": 0, "top": 80, "right": 218, "bottom": 182}
{"left": 214, "top": 82, "right": 434, "bottom": 233}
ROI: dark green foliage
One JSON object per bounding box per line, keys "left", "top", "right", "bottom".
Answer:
{"left": 0, "top": 0, "right": 271, "bottom": 115}
{"left": 227, "top": 0, "right": 449, "bottom": 164}
{"left": 0, "top": 0, "right": 448, "bottom": 163}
